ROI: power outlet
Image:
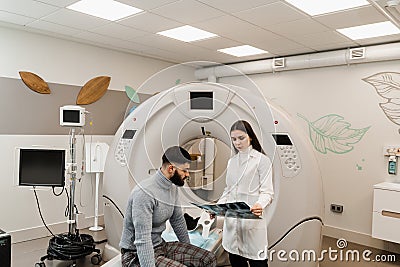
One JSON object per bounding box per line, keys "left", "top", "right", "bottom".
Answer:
{"left": 330, "top": 204, "right": 343, "bottom": 213}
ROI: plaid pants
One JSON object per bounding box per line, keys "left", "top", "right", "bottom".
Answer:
{"left": 121, "top": 241, "right": 217, "bottom": 267}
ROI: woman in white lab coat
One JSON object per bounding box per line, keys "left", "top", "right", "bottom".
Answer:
{"left": 219, "top": 120, "right": 274, "bottom": 267}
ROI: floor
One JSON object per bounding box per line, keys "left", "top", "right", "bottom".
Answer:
{"left": 11, "top": 230, "right": 400, "bottom": 267}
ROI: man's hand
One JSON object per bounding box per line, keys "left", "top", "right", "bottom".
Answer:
{"left": 250, "top": 203, "right": 263, "bottom": 216}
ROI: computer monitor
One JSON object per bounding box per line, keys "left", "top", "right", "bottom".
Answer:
{"left": 18, "top": 148, "right": 66, "bottom": 187}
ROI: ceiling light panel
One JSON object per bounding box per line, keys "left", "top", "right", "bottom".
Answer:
{"left": 157, "top": 25, "right": 218, "bottom": 42}
{"left": 284, "top": 0, "right": 370, "bottom": 16}
{"left": 218, "top": 45, "right": 268, "bottom": 57}
{"left": 67, "top": 0, "right": 143, "bottom": 21}
{"left": 337, "top": 21, "right": 400, "bottom": 40}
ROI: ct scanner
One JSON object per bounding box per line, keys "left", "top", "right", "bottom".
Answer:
{"left": 101, "top": 81, "right": 324, "bottom": 267}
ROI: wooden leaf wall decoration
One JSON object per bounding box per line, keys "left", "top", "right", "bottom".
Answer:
{"left": 19, "top": 71, "right": 51, "bottom": 94}
{"left": 76, "top": 76, "right": 111, "bottom": 105}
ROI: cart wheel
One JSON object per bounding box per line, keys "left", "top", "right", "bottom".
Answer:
{"left": 91, "top": 254, "right": 102, "bottom": 265}
{"left": 35, "top": 262, "right": 45, "bottom": 267}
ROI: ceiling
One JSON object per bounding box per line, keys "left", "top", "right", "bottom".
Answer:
{"left": 1, "top": 0, "right": 400, "bottom": 65}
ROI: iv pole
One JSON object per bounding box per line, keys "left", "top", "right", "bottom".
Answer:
{"left": 68, "top": 128, "right": 77, "bottom": 235}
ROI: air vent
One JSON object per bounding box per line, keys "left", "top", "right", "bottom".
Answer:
{"left": 272, "top": 58, "right": 285, "bottom": 69}
{"left": 349, "top": 47, "right": 365, "bottom": 60}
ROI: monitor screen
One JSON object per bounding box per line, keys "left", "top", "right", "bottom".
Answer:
{"left": 272, "top": 134, "right": 293, "bottom": 146}
{"left": 190, "top": 91, "right": 213, "bottom": 110}
{"left": 19, "top": 148, "right": 65, "bottom": 187}
{"left": 63, "top": 110, "right": 80, "bottom": 123}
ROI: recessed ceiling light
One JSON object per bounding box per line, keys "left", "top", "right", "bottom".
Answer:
{"left": 67, "top": 0, "right": 143, "bottom": 21}
{"left": 285, "top": 0, "right": 370, "bottom": 16}
{"left": 218, "top": 45, "right": 268, "bottom": 57}
{"left": 337, "top": 21, "right": 400, "bottom": 40}
{"left": 157, "top": 25, "right": 218, "bottom": 42}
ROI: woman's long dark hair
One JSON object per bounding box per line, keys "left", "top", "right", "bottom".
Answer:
{"left": 230, "top": 120, "right": 265, "bottom": 154}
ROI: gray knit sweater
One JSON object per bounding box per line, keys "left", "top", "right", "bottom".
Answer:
{"left": 119, "top": 170, "right": 190, "bottom": 267}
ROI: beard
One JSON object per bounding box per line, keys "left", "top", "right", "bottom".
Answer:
{"left": 170, "top": 170, "right": 185, "bottom": 187}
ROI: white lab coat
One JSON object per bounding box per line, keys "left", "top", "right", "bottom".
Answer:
{"left": 218, "top": 147, "right": 274, "bottom": 260}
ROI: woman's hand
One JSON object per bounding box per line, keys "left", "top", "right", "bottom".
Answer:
{"left": 250, "top": 203, "right": 263, "bottom": 217}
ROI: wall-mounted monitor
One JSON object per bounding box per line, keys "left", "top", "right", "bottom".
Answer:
{"left": 190, "top": 91, "right": 213, "bottom": 110}
{"left": 18, "top": 148, "right": 66, "bottom": 187}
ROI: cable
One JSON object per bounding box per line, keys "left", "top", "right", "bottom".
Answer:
{"left": 33, "top": 187, "right": 55, "bottom": 237}
{"left": 52, "top": 186, "right": 64, "bottom": 197}
{"left": 268, "top": 216, "right": 323, "bottom": 250}
{"left": 47, "top": 233, "right": 97, "bottom": 260}
{"left": 102, "top": 195, "right": 124, "bottom": 218}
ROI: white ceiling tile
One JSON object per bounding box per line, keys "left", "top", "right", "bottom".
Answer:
{"left": 256, "top": 37, "right": 308, "bottom": 53}
{"left": 0, "top": 0, "right": 59, "bottom": 19}
{"left": 308, "top": 41, "right": 357, "bottom": 51}
{"left": 272, "top": 47, "right": 315, "bottom": 57}
{"left": 314, "top": 6, "right": 387, "bottom": 29}
{"left": 194, "top": 15, "right": 259, "bottom": 36}
{"left": 42, "top": 9, "right": 108, "bottom": 30}
{"left": 293, "top": 31, "right": 353, "bottom": 47}
{"left": 355, "top": 34, "right": 400, "bottom": 46}
{"left": 266, "top": 18, "right": 330, "bottom": 37}
{"left": 151, "top": 0, "right": 225, "bottom": 24}
{"left": 118, "top": 12, "right": 182, "bottom": 33}
{"left": 220, "top": 26, "right": 282, "bottom": 48}
{"left": 117, "top": 0, "right": 179, "bottom": 11}
{"left": 0, "top": 11, "right": 35, "bottom": 25}
{"left": 192, "top": 37, "right": 242, "bottom": 50}
{"left": 235, "top": 2, "right": 307, "bottom": 27}
{"left": 90, "top": 22, "right": 148, "bottom": 40}
{"left": 196, "top": 0, "right": 278, "bottom": 13}
{"left": 34, "top": 0, "right": 79, "bottom": 8}
{"left": 74, "top": 31, "right": 118, "bottom": 44}
{"left": 27, "top": 20, "right": 82, "bottom": 36}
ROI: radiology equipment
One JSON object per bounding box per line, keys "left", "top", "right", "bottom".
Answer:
{"left": 102, "top": 81, "right": 324, "bottom": 267}
{"left": 35, "top": 108, "right": 102, "bottom": 267}
{"left": 60, "top": 105, "right": 86, "bottom": 127}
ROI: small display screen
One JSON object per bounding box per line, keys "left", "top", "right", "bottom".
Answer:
{"left": 19, "top": 149, "right": 65, "bottom": 187}
{"left": 122, "top": 130, "right": 136, "bottom": 139}
{"left": 190, "top": 92, "right": 213, "bottom": 110}
{"left": 63, "top": 110, "right": 80, "bottom": 123}
{"left": 272, "top": 134, "right": 293, "bottom": 146}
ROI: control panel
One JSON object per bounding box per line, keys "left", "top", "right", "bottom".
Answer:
{"left": 272, "top": 134, "right": 301, "bottom": 178}
{"left": 114, "top": 129, "right": 136, "bottom": 166}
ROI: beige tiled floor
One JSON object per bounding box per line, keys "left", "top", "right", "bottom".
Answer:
{"left": 11, "top": 232, "right": 400, "bottom": 267}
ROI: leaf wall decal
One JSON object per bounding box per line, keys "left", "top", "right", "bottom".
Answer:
{"left": 298, "top": 113, "right": 370, "bottom": 154}
{"left": 362, "top": 72, "right": 400, "bottom": 99}
{"left": 125, "top": 85, "right": 140, "bottom": 103}
{"left": 76, "top": 76, "right": 110, "bottom": 105}
{"left": 19, "top": 71, "right": 51, "bottom": 94}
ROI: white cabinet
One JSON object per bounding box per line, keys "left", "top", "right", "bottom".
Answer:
{"left": 372, "top": 182, "right": 400, "bottom": 243}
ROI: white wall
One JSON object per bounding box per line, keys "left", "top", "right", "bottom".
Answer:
{"left": 220, "top": 60, "right": 400, "bottom": 246}
{"left": 0, "top": 26, "right": 179, "bottom": 91}
{"left": 0, "top": 26, "right": 196, "bottom": 242}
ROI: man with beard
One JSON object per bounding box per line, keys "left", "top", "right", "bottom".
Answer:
{"left": 120, "top": 146, "right": 217, "bottom": 267}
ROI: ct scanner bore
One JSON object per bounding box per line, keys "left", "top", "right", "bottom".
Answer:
{"left": 102, "top": 81, "right": 323, "bottom": 267}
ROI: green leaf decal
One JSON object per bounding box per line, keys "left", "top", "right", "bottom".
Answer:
{"left": 125, "top": 85, "right": 140, "bottom": 103}
{"left": 298, "top": 114, "right": 370, "bottom": 154}
{"left": 362, "top": 72, "right": 400, "bottom": 99}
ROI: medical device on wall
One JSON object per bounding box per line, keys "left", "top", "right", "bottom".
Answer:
{"left": 17, "top": 147, "right": 65, "bottom": 187}
{"left": 85, "top": 142, "right": 109, "bottom": 231}
{"left": 383, "top": 146, "right": 400, "bottom": 175}
{"left": 60, "top": 105, "right": 86, "bottom": 127}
